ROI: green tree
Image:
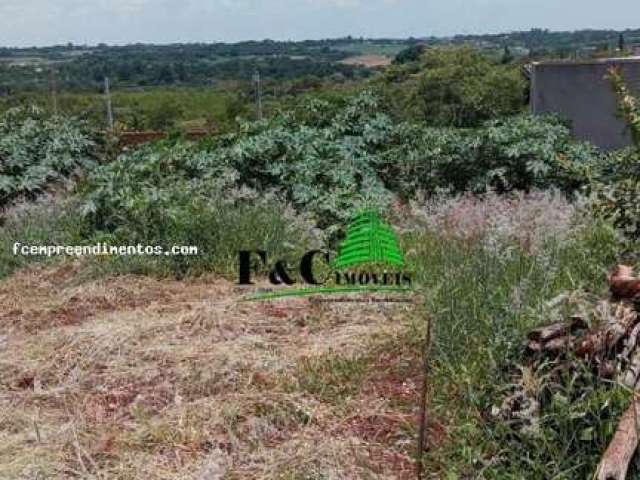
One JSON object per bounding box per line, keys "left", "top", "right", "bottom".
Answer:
{"left": 393, "top": 44, "right": 425, "bottom": 65}
{"left": 409, "top": 47, "right": 527, "bottom": 127}
{"left": 501, "top": 45, "right": 514, "bottom": 64}
{"left": 223, "top": 92, "right": 251, "bottom": 125}
{"left": 146, "top": 97, "right": 184, "bottom": 130}
{"left": 592, "top": 69, "right": 640, "bottom": 240}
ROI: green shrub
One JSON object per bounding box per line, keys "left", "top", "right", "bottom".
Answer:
{"left": 85, "top": 195, "right": 315, "bottom": 278}
{"left": 0, "top": 107, "right": 95, "bottom": 206}
{"left": 0, "top": 198, "right": 92, "bottom": 279}
{"left": 377, "top": 114, "right": 597, "bottom": 198}
{"left": 234, "top": 97, "right": 597, "bottom": 215}
{"left": 485, "top": 364, "right": 630, "bottom": 479}
{"left": 591, "top": 70, "right": 640, "bottom": 241}
{"left": 404, "top": 213, "right": 619, "bottom": 477}
{"left": 379, "top": 46, "right": 527, "bottom": 127}
{"left": 81, "top": 93, "right": 399, "bottom": 238}
{"left": 80, "top": 93, "right": 599, "bottom": 242}
{"left": 1, "top": 91, "right": 602, "bottom": 280}
{"left": 392, "top": 44, "right": 425, "bottom": 65}
{"left": 592, "top": 149, "right": 640, "bottom": 240}
{"left": 78, "top": 143, "right": 317, "bottom": 277}
{"left": 476, "top": 115, "right": 598, "bottom": 193}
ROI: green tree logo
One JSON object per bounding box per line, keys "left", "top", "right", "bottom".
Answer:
{"left": 332, "top": 210, "right": 404, "bottom": 270}
{"left": 242, "top": 210, "right": 411, "bottom": 301}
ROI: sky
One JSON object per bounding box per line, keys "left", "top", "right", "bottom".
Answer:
{"left": 1, "top": 0, "right": 639, "bottom": 47}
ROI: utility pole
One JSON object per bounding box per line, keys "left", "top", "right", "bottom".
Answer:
{"left": 48, "top": 67, "right": 58, "bottom": 115}
{"left": 252, "top": 69, "right": 263, "bottom": 121}
{"left": 104, "top": 77, "right": 114, "bottom": 131}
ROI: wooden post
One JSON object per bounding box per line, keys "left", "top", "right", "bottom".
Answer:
{"left": 253, "top": 70, "right": 263, "bottom": 121}
{"left": 104, "top": 77, "right": 114, "bottom": 131}
{"left": 48, "top": 67, "right": 58, "bottom": 115}
{"left": 416, "top": 300, "right": 433, "bottom": 480}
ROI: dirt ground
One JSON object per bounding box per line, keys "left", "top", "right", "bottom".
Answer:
{"left": 0, "top": 261, "right": 431, "bottom": 479}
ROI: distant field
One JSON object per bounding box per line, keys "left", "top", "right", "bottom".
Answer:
{"left": 339, "top": 54, "right": 392, "bottom": 68}
{"left": 332, "top": 41, "right": 406, "bottom": 57}
{"left": 0, "top": 87, "right": 236, "bottom": 130}
{"left": 0, "top": 56, "right": 48, "bottom": 67}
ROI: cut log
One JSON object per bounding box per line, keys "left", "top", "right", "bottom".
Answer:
{"left": 526, "top": 340, "right": 542, "bottom": 353}
{"left": 527, "top": 317, "right": 587, "bottom": 339}
{"left": 569, "top": 315, "right": 589, "bottom": 333}
{"left": 575, "top": 303, "right": 638, "bottom": 357}
{"left": 543, "top": 335, "right": 573, "bottom": 354}
{"left": 514, "top": 267, "right": 640, "bottom": 480}
{"left": 528, "top": 322, "right": 568, "bottom": 343}
{"left": 595, "top": 397, "right": 640, "bottom": 480}
{"left": 621, "top": 323, "right": 640, "bottom": 360}
{"left": 598, "top": 360, "right": 617, "bottom": 379}
{"left": 609, "top": 265, "right": 640, "bottom": 301}
{"left": 620, "top": 349, "right": 640, "bottom": 389}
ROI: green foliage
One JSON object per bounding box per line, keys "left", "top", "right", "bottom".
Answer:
{"left": 501, "top": 45, "right": 514, "bottom": 64}
{"left": 486, "top": 365, "right": 630, "bottom": 479}
{"left": 415, "top": 47, "right": 526, "bottom": 127}
{"left": 79, "top": 92, "right": 598, "bottom": 244}
{"left": 0, "top": 198, "right": 92, "bottom": 279}
{"left": 380, "top": 47, "right": 527, "bottom": 127}
{"left": 0, "top": 88, "right": 242, "bottom": 132}
{"left": 78, "top": 92, "right": 383, "bottom": 241}
{"left": 377, "top": 114, "right": 597, "bottom": 197}
{"left": 0, "top": 41, "right": 371, "bottom": 93}
{"left": 0, "top": 89, "right": 601, "bottom": 281}
{"left": 609, "top": 67, "right": 640, "bottom": 147}
{"left": 79, "top": 142, "right": 234, "bottom": 235}
{"left": 4, "top": 30, "right": 640, "bottom": 95}
{"left": 445, "top": 27, "right": 640, "bottom": 61}
{"left": 78, "top": 142, "right": 315, "bottom": 277}
{"left": 0, "top": 107, "right": 95, "bottom": 206}
{"left": 143, "top": 96, "right": 186, "bottom": 131}
{"left": 88, "top": 196, "right": 312, "bottom": 279}
{"left": 392, "top": 44, "right": 425, "bottom": 64}
{"left": 0, "top": 66, "right": 629, "bottom": 476}
{"left": 592, "top": 71, "right": 640, "bottom": 241}
{"left": 592, "top": 149, "right": 640, "bottom": 240}
{"left": 476, "top": 115, "right": 598, "bottom": 193}
{"left": 405, "top": 216, "right": 619, "bottom": 477}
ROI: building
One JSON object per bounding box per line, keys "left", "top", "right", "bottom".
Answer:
{"left": 529, "top": 57, "right": 640, "bottom": 151}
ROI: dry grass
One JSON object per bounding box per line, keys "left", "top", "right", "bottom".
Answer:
{"left": 403, "top": 190, "right": 581, "bottom": 254}
{"left": 0, "top": 262, "right": 426, "bottom": 479}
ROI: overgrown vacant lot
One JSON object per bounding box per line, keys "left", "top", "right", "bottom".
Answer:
{"left": 0, "top": 262, "right": 425, "bottom": 479}
{"left": 5, "top": 56, "right": 640, "bottom": 477}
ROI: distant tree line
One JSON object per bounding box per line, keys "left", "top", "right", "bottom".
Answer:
{"left": 0, "top": 41, "right": 379, "bottom": 92}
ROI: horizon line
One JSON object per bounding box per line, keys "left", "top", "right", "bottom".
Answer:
{"left": 2, "top": 26, "right": 639, "bottom": 51}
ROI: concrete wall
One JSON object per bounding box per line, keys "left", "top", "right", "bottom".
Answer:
{"left": 530, "top": 58, "right": 640, "bottom": 151}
